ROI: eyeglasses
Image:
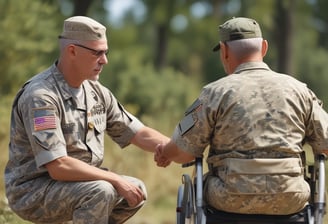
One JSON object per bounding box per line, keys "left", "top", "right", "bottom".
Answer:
{"left": 73, "top": 44, "right": 109, "bottom": 57}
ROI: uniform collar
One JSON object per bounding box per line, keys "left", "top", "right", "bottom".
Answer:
{"left": 51, "top": 63, "right": 88, "bottom": 110}
{"left": 51, "top": 62, "right": 100, "bottom": 111}
{"left": 233, "top": 61, "right": 271, "bottom": 74}
{"left": 51, "top": 63, "right": 74, "bottom": 101}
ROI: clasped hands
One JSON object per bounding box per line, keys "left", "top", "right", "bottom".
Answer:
{"left": 154, "top": 143, "right": 171, "bottom": 167}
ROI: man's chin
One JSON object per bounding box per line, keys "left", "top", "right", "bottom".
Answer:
{"left": 89, "top": 75, "right": 99, "bottom": 81}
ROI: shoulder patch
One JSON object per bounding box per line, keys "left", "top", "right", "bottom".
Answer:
{"left": 33, "top": 107, "right": 56, "bottom": 131}
{"left": 185, "top": 98, "right": 202, "bottom": 115}
{"left": 179, "top": 113, "right": 196, "bottom": 135}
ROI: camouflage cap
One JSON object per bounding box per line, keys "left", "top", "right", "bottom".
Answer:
{"left": 212, "top": 17, "right": 262, "bottom": 51}
{"left": 59, "top": 16, "right": 107, "bottom": 41}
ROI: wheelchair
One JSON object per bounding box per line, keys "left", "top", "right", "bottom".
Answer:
{"left": 176, "top": 153, "right": 326, "bottom": 224}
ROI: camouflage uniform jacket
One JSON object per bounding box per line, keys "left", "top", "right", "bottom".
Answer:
{"left": 5, "top": 63, "right": 144, "bottom": 210}
{"left": 171, "top": 61, "right": 328, "bottom": 214}
{"left": 173, "top": 61, "right": 328, "bottom": 159}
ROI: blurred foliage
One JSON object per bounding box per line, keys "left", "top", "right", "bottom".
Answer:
{"left": 0, "top": 0, "right": 63, "bottom": 96}
{"left": 100, "top": 47, "right": 201, "bottom": 121}
{"left": 2, "top": 0, "right": 328, "bottom": 107}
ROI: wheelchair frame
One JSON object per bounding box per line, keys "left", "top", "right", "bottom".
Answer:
{"left": 176, "top": 154, "right": 326, "bottom": 224}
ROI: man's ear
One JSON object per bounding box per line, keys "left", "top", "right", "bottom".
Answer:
{"left": 262, "top": 40, "right": 268, "bottom": 57}
{"left": 67, "top": 44, "right": 77, "bottom": 57}
{"left": 220, "top": 42, "right": 228, "bottom": 59}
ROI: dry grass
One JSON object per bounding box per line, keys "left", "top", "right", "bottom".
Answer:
{"left": 0, "top": 96, "right": 327, "bottom": 224}
{"left": 0, "top": 96, "right": 190, "bottom": 224}
{"left": 101, "top": 139, "right": 194, "bottom": 224}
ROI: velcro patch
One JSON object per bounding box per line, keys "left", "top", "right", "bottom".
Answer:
{"left": 179, "top": 113, "right": 196, "bottom": 135}
{"left": 185, "top": 98, "right": 202, "bottom": 115}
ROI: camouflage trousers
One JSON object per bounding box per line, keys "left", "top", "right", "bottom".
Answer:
{"left": 12, "top": 175, "right": 147, "bottom": 224}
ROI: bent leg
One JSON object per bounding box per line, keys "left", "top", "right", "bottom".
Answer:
{"left": 25, "top": 180, "right": 119, "bottom": 224}
{"left": 24, "top": 176, "right": 146, "bottom": 224}
{"left": 108, "top": 176, "right": 147, "bottom": 224}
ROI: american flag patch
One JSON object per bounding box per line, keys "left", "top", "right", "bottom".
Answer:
{"left": 33, "top": 109, "right": 57, "bottom": 131}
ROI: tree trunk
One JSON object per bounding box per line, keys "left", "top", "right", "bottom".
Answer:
{"left": 73, "top": 0, "right": 93, "bottom": 16}
{"left": 274, "top": 0, "right": 296, "bottom": 75}
{"left": 155, "top": 24, "right": 168, "bottom": 70}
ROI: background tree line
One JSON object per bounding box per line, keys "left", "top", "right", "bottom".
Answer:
{"left": 2, "top": 0, "right": 328, "bottom": 112}
{"left": 1, "top": 0, "right": 328, "bottom": 223}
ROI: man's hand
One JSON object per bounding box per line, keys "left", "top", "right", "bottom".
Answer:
{"left": 154, "top": 144, "right": 171, "bottom": 167}
{"left": 114, "top": 177, "right": 146, "bottom": 207}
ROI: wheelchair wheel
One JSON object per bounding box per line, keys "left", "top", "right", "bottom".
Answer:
{"left": 177, "top": 185, "right": 186, "bottom": 224}
{"left": 176, "top": 175, "right": 195, "bottom": 224}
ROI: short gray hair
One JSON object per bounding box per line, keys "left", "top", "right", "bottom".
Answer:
{"left": 226, "top": 37, "right": 263, "bottom": 59}
{"left": 59, "top": 38, "right": 84, "bottom": 52}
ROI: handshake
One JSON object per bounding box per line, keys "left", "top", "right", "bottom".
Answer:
{"left": 154, "top": 141, "right": 195, "bottom": 167}
{"left": 154, "top": 143, "right": 171, "bottom": 168}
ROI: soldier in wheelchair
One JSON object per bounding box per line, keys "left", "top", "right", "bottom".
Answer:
{"left": 154, "top": 17, "right": 328, "bottom": 224}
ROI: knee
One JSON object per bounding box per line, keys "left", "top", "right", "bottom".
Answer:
{"left": 122, "top": 176, "right": 148, "bottom": 200}
{"left": 81, "top": 178, "right": 147, "bottom": 206}
{"left": 95, "top": 180, "right": 117, "bottom": 196}
{"left": 135, "top": 179, "right": 147, "bottom": 200}
{"left": 81, "top": 180, "right": 117, "bottom": 204}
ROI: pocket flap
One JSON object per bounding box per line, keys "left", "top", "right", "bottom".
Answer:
{"left": 224, "top": 158, "right": 302, "bottom": 175}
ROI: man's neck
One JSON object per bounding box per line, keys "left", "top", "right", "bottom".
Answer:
{"left": 57, "top": 59, "right": 83, "bottom": 88}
